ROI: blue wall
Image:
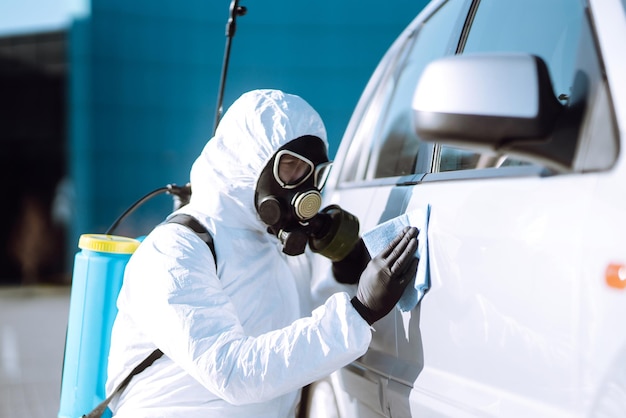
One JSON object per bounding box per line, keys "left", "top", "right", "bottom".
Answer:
{"left": 68, "top": 0, "right": 427, "bottom": 249}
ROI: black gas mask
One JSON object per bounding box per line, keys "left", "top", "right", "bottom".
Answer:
{"left": 255, "top": 135, "right": 360, "bottom": 260}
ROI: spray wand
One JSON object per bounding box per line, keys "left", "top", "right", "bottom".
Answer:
{"left": 213, "top": 0, "right": 247, "bottom": 135}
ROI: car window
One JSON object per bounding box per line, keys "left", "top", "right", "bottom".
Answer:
{"left": 464, "top": 0, "right": 583, "bottom": 99}
{"left": 340, "top": 0, "right": 467, "bottom": 182}
{"left": 438, "top": 0, "right": 585, "bottom": 173}
{"left": 369, "top": 0, "right": 467, "bottom": 179}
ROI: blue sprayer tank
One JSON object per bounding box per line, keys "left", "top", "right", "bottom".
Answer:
{"left": 58, "top": 234, "right": 140, "bottom": 418}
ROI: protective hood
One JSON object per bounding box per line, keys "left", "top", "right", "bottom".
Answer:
{"left": 188, "top": 89, "right": 328, "bottom": 232}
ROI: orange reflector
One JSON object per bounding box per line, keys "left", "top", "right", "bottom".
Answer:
{"left": 606, "top": 263, "right": 626, "bottom": 289}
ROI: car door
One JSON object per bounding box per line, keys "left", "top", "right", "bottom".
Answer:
{"left": 325, "top": 0, "right": 624, "bottom": 416}
{"left": 385, "top": 0, "right": 620, "bottom": 417}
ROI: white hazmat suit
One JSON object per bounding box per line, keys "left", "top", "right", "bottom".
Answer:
{"left": 106, "top": 89, "right": 373, "bottom": 417}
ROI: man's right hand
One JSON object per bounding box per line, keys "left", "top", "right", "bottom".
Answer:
{"left": 351, "top": 226, "right": 419, "bottom": 325}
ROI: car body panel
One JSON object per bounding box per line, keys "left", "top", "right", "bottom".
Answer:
{"left": 316, "top": 0, "right": 626, "bottom": 416}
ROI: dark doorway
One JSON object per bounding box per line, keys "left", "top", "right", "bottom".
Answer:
{"left": 0, "top": 30, "right": 68, "bottom": 285}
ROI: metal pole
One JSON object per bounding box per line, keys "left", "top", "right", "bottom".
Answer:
{"left": 213, "top": 0, "right": 247, "bottom": 135}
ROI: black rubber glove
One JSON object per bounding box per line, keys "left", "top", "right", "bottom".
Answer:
{"left": 332, "top": 238, "right": 371, "bottom": 284}
{"left": 351, "top": 226, "right": 419, "bottom": 325}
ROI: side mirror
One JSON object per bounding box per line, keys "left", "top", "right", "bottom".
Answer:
{"left": 412, "top": 53, "right": 577, "bottom": 171}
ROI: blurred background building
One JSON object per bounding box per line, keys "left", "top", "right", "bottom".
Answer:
{"left": 0, "top": 0, "right": 427, "bottom": 285}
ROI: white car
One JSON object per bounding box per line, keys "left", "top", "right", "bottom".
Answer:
{"left": 308, "top": 0, "right": 626, "bottom": 416}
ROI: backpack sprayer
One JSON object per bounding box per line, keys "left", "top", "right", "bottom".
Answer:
{"left": 57, "top": 2, "right": 246, "bottom": 417}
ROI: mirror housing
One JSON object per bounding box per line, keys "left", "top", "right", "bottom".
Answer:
{"left": 412, "top": 53, "right": 578, "bottom": 171}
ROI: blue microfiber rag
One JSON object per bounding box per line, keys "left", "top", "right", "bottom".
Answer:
{"left": 362, "top": 205, "right": 430, "bottom": 312}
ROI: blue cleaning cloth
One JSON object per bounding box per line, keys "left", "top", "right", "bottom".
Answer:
{"left": 362, "top": 205, "right": 430, "bottom": 312}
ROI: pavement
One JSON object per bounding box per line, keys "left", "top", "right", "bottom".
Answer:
{"left": 0, "top": 285, "right": 333, "bottom": 418}
{"left": 0, "top": 285, "right": 70, "bottom": 418}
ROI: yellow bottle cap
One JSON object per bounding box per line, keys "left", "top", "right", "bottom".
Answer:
{"left": 78, "top": 234, "right": 141, "bottom": 254}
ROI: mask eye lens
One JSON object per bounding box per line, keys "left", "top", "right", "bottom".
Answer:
{"left": 274, "top": 151, "right": 314, "bottom": 188}
{"left": 314, "top": 162, "right": 332, "bottom": 190}
{"left": 279, "top": 156, "right": 311, "bottom": 184}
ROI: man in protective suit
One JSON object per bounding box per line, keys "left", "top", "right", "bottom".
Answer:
{"left": 106, "top": 89, "right": 418, "bottom": 417}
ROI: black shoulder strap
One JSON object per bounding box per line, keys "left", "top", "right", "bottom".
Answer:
{"left": 166, "top": 213, "right": 217, "bottom": 265}
{"left": 83, "top": 349, "right": 163, "bottom": 417}
{"left": 83, "top": 214, "right": 216, "bottom": 418}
